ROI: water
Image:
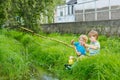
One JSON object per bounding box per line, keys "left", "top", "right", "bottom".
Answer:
{"left": 30, "top": 68, "right": 59, "bottom": 80}
{"left": 42, "top": 74, "right": 59, "bottom": 80}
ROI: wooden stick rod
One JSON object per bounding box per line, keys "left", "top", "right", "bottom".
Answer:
{"left": 20, "top": 27, "right": 74, "bottom": 48}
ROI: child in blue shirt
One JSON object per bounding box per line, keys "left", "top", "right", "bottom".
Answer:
{"left": 71, "top": 34, "right": 88, "bottom": 56}
{"left": 64, "top": 35, "right": 88, "bottom": 70}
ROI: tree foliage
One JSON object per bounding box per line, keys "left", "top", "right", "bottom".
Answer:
{"left": 0, "top": 0, "right": 64, "bottom": 31}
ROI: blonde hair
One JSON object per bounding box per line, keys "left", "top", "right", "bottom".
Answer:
{"left": 88, "top": 30, "right": 98, "bottom": 39}
{"left": 79, "top": 34, "right": 88, "bottom": 43}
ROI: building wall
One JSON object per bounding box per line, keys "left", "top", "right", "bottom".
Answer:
{"left": 75, "top": 6, "right": 120, "bottom": 21}
{"left": 111, "top": 9, "right": 120, "bottom": 19}
{"left": 55, "top": 0, "right": 120, "bottom": 23}
{"left": 54, "top": 5, "right": 75, "bottom": 23}
{"left": 76, "top": 0, "right": 120, "bottom": 10}
{"left": 41, "top": 19, "right": 120, "bottom": 36}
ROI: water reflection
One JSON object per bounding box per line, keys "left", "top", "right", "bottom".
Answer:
{"left": 42, "top": 73, "right": 59, "bottom": 80}
{"left": 31, "top": 68, "right": 59, "bottom": 80}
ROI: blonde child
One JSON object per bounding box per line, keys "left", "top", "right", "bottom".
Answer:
{"left": 85, "top": 30, "right": 100, "bottom": 56}
{"left": 71, "top": 34, "right": 88, "bottom": 57}
{"left": 64, "top": 35, "right": 88, "bottom": 69}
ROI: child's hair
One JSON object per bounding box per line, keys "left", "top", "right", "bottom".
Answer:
{"left": 88, "top": 30, "right": 98, "bottom": 39}
{"left": 79, "top": 34, "right": 88, "bottom": 43}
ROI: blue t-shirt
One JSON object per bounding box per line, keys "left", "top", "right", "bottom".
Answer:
{"left": 74, "top": 42, "right": 86, "bottom": 55}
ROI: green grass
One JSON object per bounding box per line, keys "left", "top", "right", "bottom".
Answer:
{"left": 0, "top": 28, "right": 120, "bottom": 80}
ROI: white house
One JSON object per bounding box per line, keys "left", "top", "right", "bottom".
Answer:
{"left": 54, "top": 0, "right": 77, "bottom": 23}
{"left": 54, "top": 0, "right": 120, "bottom": 23}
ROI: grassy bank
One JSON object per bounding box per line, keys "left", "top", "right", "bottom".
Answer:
{"left": 0, "top": 28, "right": 120, "bottom": 80}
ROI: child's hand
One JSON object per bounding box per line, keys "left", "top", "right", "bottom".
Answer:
{"left": 71, "top": 39, "right": 74, "bottom": 45}
{"left": 84, "top": 44, "right": 89, "bottom": 48}
{"left": 76, "top": 52, "right": 81, "bottom": 56}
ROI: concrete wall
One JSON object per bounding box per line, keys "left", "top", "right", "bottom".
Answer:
{"left": 41, "top": 19, "right": 120, "bottom": 36}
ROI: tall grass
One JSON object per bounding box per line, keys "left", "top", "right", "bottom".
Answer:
{"left": 0, "top": 35, "right": 29, "bottom": 79}
{"left": 0, "top": 28, "right": 120, "bottom": 80}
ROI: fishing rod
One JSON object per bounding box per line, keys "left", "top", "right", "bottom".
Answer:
{"left": 20, "top": 27, "right": 74, "bottom": 48}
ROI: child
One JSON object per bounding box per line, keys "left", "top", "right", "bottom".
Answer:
{"left": 64, "top": 35, "right": 88, "bottom": 69}
{"left": 85, "top": 30, "right": 100, "bottom": 56}
{"left": 71, "top": 34, "right": 88, "bottom": 57}
{"left": 64, "top": 56, "right": 74, "bottom": 70}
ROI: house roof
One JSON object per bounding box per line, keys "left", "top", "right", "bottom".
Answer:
{"left": 67, "top": 0, "right": 77, "bottom": 5}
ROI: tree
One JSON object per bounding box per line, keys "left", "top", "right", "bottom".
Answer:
{"left": 0, "top": 0, "right": 64, "bottom": 31}
{"left": 0, "top": 0, "right": 6, "bottom": 28}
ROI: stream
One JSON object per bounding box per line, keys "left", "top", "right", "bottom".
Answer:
{"left": 30, "top": 68, "right": 59, "bottom": 80}
{"left": 41, "top": 73, "right": 59, "bottom": 80}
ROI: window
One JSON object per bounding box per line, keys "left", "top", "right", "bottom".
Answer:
{"left": 71, "top": 5, "right": 74, "bottom": 14}
{"left": 60, "top": 11, "right": 63, "bottom": 16}
{"left": 68, "top": 5, "right": 74, "bottom": 15}
{"left": 68, "top": 5, "right": 70, "bottom": 15}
